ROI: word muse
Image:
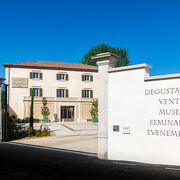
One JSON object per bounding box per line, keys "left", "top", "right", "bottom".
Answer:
{"left": 145, "top": 87, "right": 180, "bottom": 95}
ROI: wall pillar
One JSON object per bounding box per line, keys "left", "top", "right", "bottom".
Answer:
{"left": 91, "top": 52, "right": 120, "bottom": 159}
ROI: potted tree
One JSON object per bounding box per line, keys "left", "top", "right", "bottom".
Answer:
{"left": 41, "top": 97, "right": 50, "bottom": 123}
{"left": 90, "top": 99, "right": 98, "bottom": 122}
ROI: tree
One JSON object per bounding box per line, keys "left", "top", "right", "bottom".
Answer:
{"left": 41, "top": 98, "right": 50, "bottom": 118}
{"left": 90, "top": 99, "right": 98, "bottom": 118}
{"left": 80, "top": 43, "right": 130, "bottom": 67}
{"left": 30, "top": 89, "right": 34, "bottom": 129}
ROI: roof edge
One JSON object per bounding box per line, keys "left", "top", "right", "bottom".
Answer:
{"left": 3, "top": 64, "right": 98, "bottom": 72}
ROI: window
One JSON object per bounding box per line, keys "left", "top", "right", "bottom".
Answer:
{"left": 60, "top": 89, "right": 65, "bottom": 97}
{"left": 57, "top": 89, "right": 69, "bottom": 98}
{"left": 30, "top": 88, "right": 43, "bottom": 97}
{"left": 33, "top": 73, "right": 39, "bottom": 79}
{"left": 82, "top": 89, "right": 93, "bottom": 98}
{"left": 84, "top": 75, "right": 90, "bottom": 81}
{"left": 60, "top": 74, "right": 65, "bottom": 80}
{"left": 30, "top": 72, "right": 43, "bottom": 80}
{"left": 33, "top": 88, "right": 39, "bottom": 97}
{"left": 82, "top": 75, "right": 93, "bottom": 82}
{"left": 57, "top": 73, "right": 69, "bottom": 81}
{"left": 84, "top": 90, "right": 90, "bottom": 98}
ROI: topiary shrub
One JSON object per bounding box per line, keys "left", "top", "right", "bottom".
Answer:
{"left": 90, "top": 99, "right": 98, "bottom": 122}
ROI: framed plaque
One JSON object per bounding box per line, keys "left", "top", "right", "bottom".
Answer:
{"left": 12, "top": 78, "right": 28, "bottom": 88}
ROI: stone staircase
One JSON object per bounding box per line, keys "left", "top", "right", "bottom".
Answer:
{"left": 44, "top": 122, "right": 98, "bottom": 136}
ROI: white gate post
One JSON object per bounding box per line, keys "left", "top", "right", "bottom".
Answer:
{"left": 91, "top": 53, "right": 120, "bottom": 159}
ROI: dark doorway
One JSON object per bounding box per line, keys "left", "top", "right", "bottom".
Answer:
{"left": 61, "top": 106, "right": 74, "bottom": 122}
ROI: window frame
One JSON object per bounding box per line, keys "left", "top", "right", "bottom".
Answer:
{"left": 57, "top": 73, "right": 68, "bottom": 81}
{"left": 30, "top": 72, "right": 43, "bottom": 80}
{"left": 84, "top": 89, "right": 90, "bottom": 98}
{"left": 30, "top": 88, "right": 43, "bottom": 97}
{"left": 33, "top": 88, "right": 39, "bottom": 97}
{"left": 82, "top": 74, "right": 93, "bottom": 82}
{"left": 82, "top": 89, "right": 93, "bottom": 98}
{"left": 59, "top": 89, "right": 65, "bottom": 97}
{"left": 84, "top": 75, "right": 90, "bottom": 82}
{"left": 33, "top": 73, "right": 39, "bottom": 79}
{"left": 57, "top": 88, "right": 68, "bottom": 98}
{"left": 59, "top": 74, "right": 65, "bottom": 80}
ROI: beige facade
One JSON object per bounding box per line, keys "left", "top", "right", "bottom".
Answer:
{"left": 4, "top": 61, "right": 98, "bottom": 122}
{"left": 23, "top": 97, "right": 95, "bottom": 122}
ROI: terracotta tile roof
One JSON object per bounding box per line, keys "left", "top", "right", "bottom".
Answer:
{"left": 3, "top": 61, "right": 98, "bottom": 72}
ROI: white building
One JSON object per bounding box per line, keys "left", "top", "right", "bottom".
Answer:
{"left": 4, "top": 60, "right": 98, "bottom": 122}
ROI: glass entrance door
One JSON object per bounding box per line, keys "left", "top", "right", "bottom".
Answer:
{"left": 61, "top": 106, "right": 74, "bottom": 122}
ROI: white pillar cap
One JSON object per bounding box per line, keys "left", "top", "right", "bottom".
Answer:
{"left": 91, "top": 52, "right": 121, "bottom": 67}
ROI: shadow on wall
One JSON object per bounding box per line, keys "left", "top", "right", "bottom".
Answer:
{"left": 8, "top": 105, "right": 17, "bottom": 117}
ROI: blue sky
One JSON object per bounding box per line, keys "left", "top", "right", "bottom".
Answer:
{"left": 0, "top": 0, "right": 180, "bottom": 78}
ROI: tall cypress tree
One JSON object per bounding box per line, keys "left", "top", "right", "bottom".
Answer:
{"left": 30, "top": 89, "right": 34, "bottom": 129}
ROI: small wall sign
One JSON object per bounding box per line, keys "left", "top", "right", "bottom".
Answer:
{"left": 113, "top": 125, "right": 119, "bottom": 132}
{"left": 123, "top": 126, "right": 131, "bottom": 134}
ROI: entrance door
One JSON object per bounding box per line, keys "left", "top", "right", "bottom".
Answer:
{"left": 61, "top": 106, "right": 74, "bottom": 122}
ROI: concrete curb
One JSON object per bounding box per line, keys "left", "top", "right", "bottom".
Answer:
{"left": 4, "top": 141, "right": 97, "bottom": 158}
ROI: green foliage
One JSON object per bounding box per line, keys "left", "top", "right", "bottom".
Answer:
{"left": 23, "top": 117, "right": 40, "bottom": 123}
{"left": 6, "top": 113, "right": 50, "bottom": 139}
{"left": 8, "top": 114, "right": 21, "bottom": 123}
{"left": 7, "top": 113, "right": 25, "bottom": 140}
{"left": 80, "top": 43, "right": 130, "bottom": 67}
{"left": 40, "top": 128, "right": 50, "bottom": 136}
{"left": 90, "top": 99, "right": 98, "bottom": 118}
{"left": 1, "top": 90, "right": 6, "bottom": 110}
{"left": 27, "top": 127, "right": 50, "bottom": 137}
{"left": 41, "top": 97, "right": 50, "bottom": 117}
{"left": 35, "top": 128, "right": 50, "bottom": 137}
{"left": 27, "top": 127, "right": 35, "bottom": 137}
{"left": 30, "top": 89, "right": 34, "bottom": 129}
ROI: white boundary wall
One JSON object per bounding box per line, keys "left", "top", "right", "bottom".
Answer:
{"left": 93, "top": 52, "right": 180, "bottom": 166}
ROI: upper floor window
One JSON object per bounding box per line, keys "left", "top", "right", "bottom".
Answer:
{"left": 82, "top": 75, "right": 93, "bottom": 82}
{"left": 60, "top": 74, "right": 65, "bottom": 80}
{"left": 30, "top": 72, "right": 43, "bottom": 80}
{"left": 30, "top": 88, "right": 43, "bottom": 97}
{"left": 57, "top": 73, "right": 69, "bottom": 81}
{"left": 84, "top": 75, "right": 89, "bottom": 81}
{"left": 57, "top": 88, "right": 69, "bottom": 98}
{"left": 33, "top": 73, "right": 39, "bottom": 79}
{"left": 82, "top": 89, "right": 93, "bottom": 98}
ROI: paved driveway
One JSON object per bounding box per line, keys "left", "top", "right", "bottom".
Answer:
{"left": 13, "top": 122, "right": 98, "bottom": 153}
